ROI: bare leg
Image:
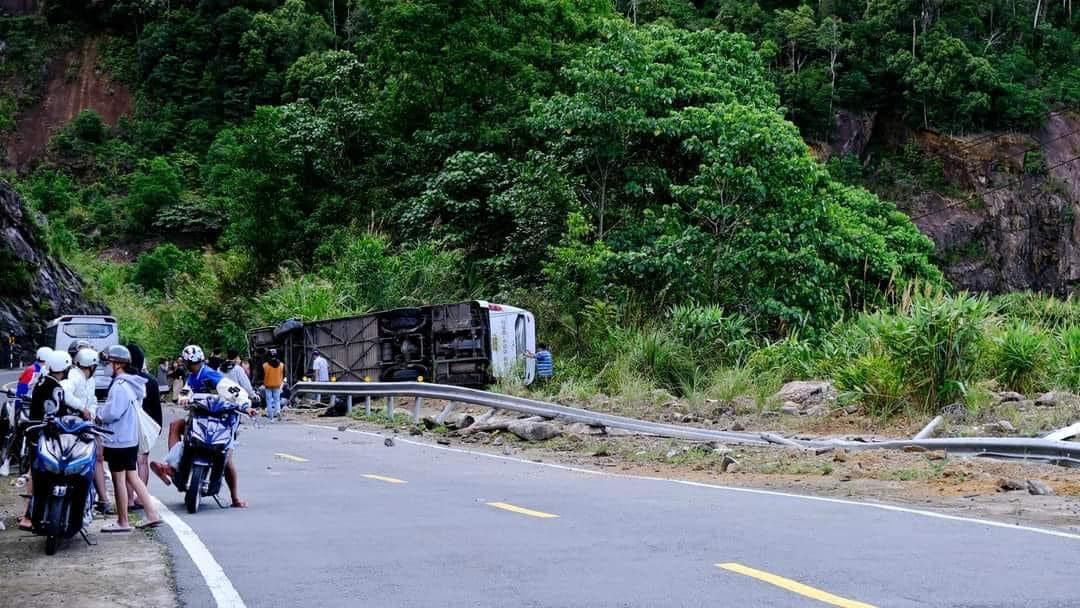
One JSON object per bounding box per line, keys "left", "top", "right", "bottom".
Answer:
{"left": 224, "top": 452, "right": 247, "bottom": 507}
{"left": 126, "top": 470, "right": 160, "bottom": 523}
{"left": 150, "top": 420, "right": 185, "bottom": 483}
{"left": 18, "top": 469, "right": 32, "bottom": 529}
{"left": 167, "top": 419, "right": 184, "bottom": 449}
{"left": 113, "top": 471, "right": 129, "bottom": 528}
{"left": 131, "top": 452, "right": 149, "bottom": 505}
{"left": 94, "top": 439, "right": 110, "bottom": 508}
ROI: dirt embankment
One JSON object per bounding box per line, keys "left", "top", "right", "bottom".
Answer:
{"left": 0, "top": 479, "right": 176, "bottom": 607}
{"left": 3, "top": 36, "right": 132, "bottom": 170}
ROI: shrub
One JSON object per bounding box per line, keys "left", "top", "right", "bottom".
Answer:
{"left": 132, "top": 244, "right": 201, "bottom": 293}
{"left": 834, "top": 353, "right": 907, "bottom": 418}
{"left": 669, "top": 304, "right": 754, "bottom": 365}
{"left": 875, "top": 288, "right": 993, "bottom": 410}
{"left": 1054, "top": 326, "right": 1080, "bottom": 391}
{"left": 0, "top": 249, "right": 33, "bottom": 292}
{"left": 620, "top": 330, "right": 699, "bottom": 396}
{"left": 991, "top": 322, "right": 1052, "bottom": 394}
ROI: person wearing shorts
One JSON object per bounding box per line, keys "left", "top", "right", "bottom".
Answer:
{"left": 97, "top": 346, "right": 161, "bottom": 533}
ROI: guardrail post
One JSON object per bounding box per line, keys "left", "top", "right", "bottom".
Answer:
{"left": 435, "top": 401, "right": 455, "bottom": 425}
{"left": 346, "top": 395, "right": 353, "bottom": 415}
{"left": 365, "top": 396, "right": 372, "bottom": 416}
{"left": 413, "top": 397, "right": 422, "bottom": 424}
{"left": 386, "top": 396, "right": 395, "bottom": 418}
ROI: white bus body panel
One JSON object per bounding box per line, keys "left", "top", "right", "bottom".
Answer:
{"left": 478, "top": 302, "right": 536, "bottom": 385}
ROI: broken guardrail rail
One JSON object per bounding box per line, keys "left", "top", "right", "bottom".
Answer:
{"left": 291, "top": 381, "right": 1080, "bottom": 468}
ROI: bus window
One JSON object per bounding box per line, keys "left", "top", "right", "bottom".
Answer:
{"left": 61, "top": 324, "right": 114, "bottom": 339}
{"left": 514, "top": 314, "right": 526, "bottom": 358}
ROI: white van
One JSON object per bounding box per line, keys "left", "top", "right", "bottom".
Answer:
{"left": 43, "top": 315, "right": 119, "bottom": 399}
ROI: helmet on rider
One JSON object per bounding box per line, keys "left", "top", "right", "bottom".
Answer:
{"left": 181, "top": 344, "right": 205, "bottom": 364}
{"left": 101, "top": 344, "right": 132, "bottom": 364}
{"left": 74, "top": 348, "right": 98, "bottom": 369}
{"left": 36, "top": 346, "right": 53, "bottom": 363}
{"left": 43, "top": 350, "right": 72, "bottom": 375}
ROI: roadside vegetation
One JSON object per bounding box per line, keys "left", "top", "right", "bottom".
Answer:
{"left": 4, "top": 1, "right": 1079, "bottom": 425}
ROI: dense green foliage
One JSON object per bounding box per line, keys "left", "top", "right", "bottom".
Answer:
{"left": 6, "top": 0, "right": 1078, "bottom": 417}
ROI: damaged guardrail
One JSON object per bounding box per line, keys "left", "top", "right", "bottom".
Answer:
{"left": 291, "top": 381, "right": 1080, "bottom": 468}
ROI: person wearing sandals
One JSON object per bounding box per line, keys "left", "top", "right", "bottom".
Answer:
{"left": 97, "top": 345, "right": 161, "bottom": 533}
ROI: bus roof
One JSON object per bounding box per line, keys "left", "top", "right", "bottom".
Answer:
{"left": 47, "top": 315, "right": 118, "bottom": 327}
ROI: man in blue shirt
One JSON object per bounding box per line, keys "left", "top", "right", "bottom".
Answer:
{"left": 528, "top": 344, "right": 554, "bottom": 382}
{"left": 150, "top": 344, "right": 254, "bottom": 508}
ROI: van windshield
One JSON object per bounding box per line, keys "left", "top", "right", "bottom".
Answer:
{"left": 61, "top": 323, "right": 114, "bottom": 339}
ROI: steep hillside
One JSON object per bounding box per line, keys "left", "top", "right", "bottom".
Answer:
{"left": 4, "top": 36, "right": 132, "bottom": 170}
{"left": 0, "top": 179, "right": 106, "bottom": 339}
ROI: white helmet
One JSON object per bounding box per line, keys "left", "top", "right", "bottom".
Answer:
{"left": 44, "top": 350, "right": 72, "bottom": 375}
{"left": 74, "top": 348, "right": 99, "bottom": 368}
{"left": 36, "top": 346, "right": 53, "bottom": 362}
{"left": 181, "top": 344, "right": 205, "bottom": 364}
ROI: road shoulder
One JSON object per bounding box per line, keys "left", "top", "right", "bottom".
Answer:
{"left": 0, "top": 476, "right": 178, "bottom": 607}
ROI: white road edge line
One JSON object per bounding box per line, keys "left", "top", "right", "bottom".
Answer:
{"left": 304, "top": 423, "right": 1080, "bottom": 542}
{"left": 153, "top": 497, "right": 247, "bottom": 608}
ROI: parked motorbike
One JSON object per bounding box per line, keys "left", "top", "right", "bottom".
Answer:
{"left": 27, "top": 414, "right": 111, "bottom": 555}
{"left": 174, "top": 396, "right": 241, "bottom": 514}
{"left": 1, "top": 389, "right": 33, "bottom": 477}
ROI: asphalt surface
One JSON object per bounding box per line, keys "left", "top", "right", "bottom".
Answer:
{"left": 139, "top": 407, "right": 1080, "bottom": 608}
{"left": 4, "top": 366, "right": 1080, "bottom": 607}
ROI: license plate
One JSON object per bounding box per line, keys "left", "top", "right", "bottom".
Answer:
{"left": 52, "top": 486, "right": 67, "bottom": 497}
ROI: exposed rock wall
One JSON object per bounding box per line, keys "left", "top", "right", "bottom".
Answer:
{"left": 902, "top": 113, "right": 1080, "bottom": 293}
{"left": 0, "top": 179, "right": 106, "bottom": 339}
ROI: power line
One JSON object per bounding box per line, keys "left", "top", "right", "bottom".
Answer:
{"left": 909, "top": 151, "right": 1080, "bottom": 222}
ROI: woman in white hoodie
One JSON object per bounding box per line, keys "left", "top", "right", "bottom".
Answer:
{"left": 97, "top": 345, "right": 161, "bottom": 532}
{"left": 61, "top": 348, "right": 111, "bottom": 527}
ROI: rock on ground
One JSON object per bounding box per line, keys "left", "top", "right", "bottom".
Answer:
{"left": 771, "top": 381, "right": 837, "bottom": 410}
{"left": 1026, "top": 480, "right": 1056, "bottom": 496}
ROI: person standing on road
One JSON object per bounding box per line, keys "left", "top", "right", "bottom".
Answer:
{"left": 169, "top": 358, "right": 185, "bottom": 402}
{"left": 311, "top": 349, "right": 329, "bottom": 404}
{"left": 222, "top": 349, "right": 256, "bottom": 401}
{"left": 262, "top": 349, "right": 284, "bottom": 422}
{"left": 156, "top": 358, "right": 169, "bottom": 390}
{"left": 61, "top": 347, "right": 112, "bottom": 518}
{"left": 97, "top": 345, "right": 161, "bottom": 532}
{"left": 127, "top": 345, "right": 162, "bottom": 510}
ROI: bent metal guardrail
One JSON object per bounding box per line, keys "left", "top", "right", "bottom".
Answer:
{"left": 291, "top": 381, "right": 1080, "bottom": 468}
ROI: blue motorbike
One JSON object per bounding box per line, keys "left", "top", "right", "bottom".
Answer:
{"left": 27, "top": 414, "right": 111, "bottom": 555}
{"left": 174, "top": 397, "right": 240, "bottom": 514}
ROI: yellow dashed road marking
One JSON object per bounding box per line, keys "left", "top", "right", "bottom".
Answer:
{"left": 486, "top": 502, "right": 559, "bottom": 519}
{"left": 274, "top": 453, "right": 308, "bottom": 463}
{"left": 362, "top": 474, "right": 407, "bottom": 484}
{"left": 716, "top": 563, "right": 877, "bottom": 608}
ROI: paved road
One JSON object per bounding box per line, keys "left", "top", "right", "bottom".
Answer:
{"left": 149, "top": 412, "right": 1080, "bottom": 608}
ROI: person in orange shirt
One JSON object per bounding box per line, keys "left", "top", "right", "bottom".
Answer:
{"left": 261, "top": 349, "right": 285, "bottom": 422}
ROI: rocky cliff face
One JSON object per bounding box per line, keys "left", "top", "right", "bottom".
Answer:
{"left": 902, "top": 113, "right": 1080, "bottom": 294}
{"left": 0, "top": 179, "right": 106, "bottom": 338}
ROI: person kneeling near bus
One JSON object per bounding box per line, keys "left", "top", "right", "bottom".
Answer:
{"left": 150, "top": 345, "right": 255, "bottom": 508}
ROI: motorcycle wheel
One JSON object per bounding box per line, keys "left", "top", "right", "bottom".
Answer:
{"left": 43, "top": 496, "right": 64, "bottom": 555}
{"left": 185, "top": 464, "right": 206, "bottom": 514}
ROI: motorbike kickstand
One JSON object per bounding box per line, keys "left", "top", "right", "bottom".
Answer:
{"left": 212, "top": 495, "right": 229, "bottom": 509}
{"left": 80, "top": 529, "right": 97, "bottom": 546}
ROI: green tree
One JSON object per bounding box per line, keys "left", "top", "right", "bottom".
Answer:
{"left": 132, "top": 243, "right": 202, "bottom": 293}
{"left": 128, "top": 156, "right": 183, "bottom": 232}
